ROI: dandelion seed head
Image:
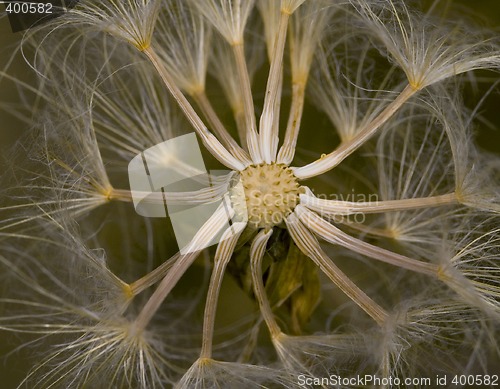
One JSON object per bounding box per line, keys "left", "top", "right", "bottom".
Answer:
{"left": 1, "top": 0, "right": 500, "bottom": 385}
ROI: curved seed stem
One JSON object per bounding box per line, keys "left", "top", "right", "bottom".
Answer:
{"left": 286, "top": 212, "right": 388, "bottom": 326}
{"left": 277, "top": 81, "right": 306, "bottom": 164}
{"left": 133, "top": 204, "right": 232, "bottom": 332}
{"left": 130, "top": 254, "right": 179, "bottom": 296}
{"left": 259, "top": 11, "right": 289, "bottom": 162}
{"left": 300, "top": 192, "right": 458, "bottom": 215}
{"left": 192, "top": 90, "right": 252, "bottom": 165}
{"left": 232, "top": 43, "right": 262, "bottom": 163}
{"left": 143, "top": 46, "right": 245, "bottom": 171}
{"left": 295, "top": 204, "right": 439, "bottom": 277}
{"left": 293, "top": 84, "right": 416, "bottom": 179}
{"left": 200, "top": 223, "right": 245, "bottom": 358}
{"left": 250, "top": 229, "right": 282, "bottom": 337}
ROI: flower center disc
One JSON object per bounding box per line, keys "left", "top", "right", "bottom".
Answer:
{"left": 235, "top": 163, "right": 302, "bottom": 229}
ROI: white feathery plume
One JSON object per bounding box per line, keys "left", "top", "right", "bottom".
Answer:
{"left": 350, "top": 0, "right": 500, "bottom": 90}
{"left": 65, "top": 0, "right": 162, "bottom": 50}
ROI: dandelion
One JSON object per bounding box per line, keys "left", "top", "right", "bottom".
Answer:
{"left": 1, "top": 0, "right": 500, "bottom": 387}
